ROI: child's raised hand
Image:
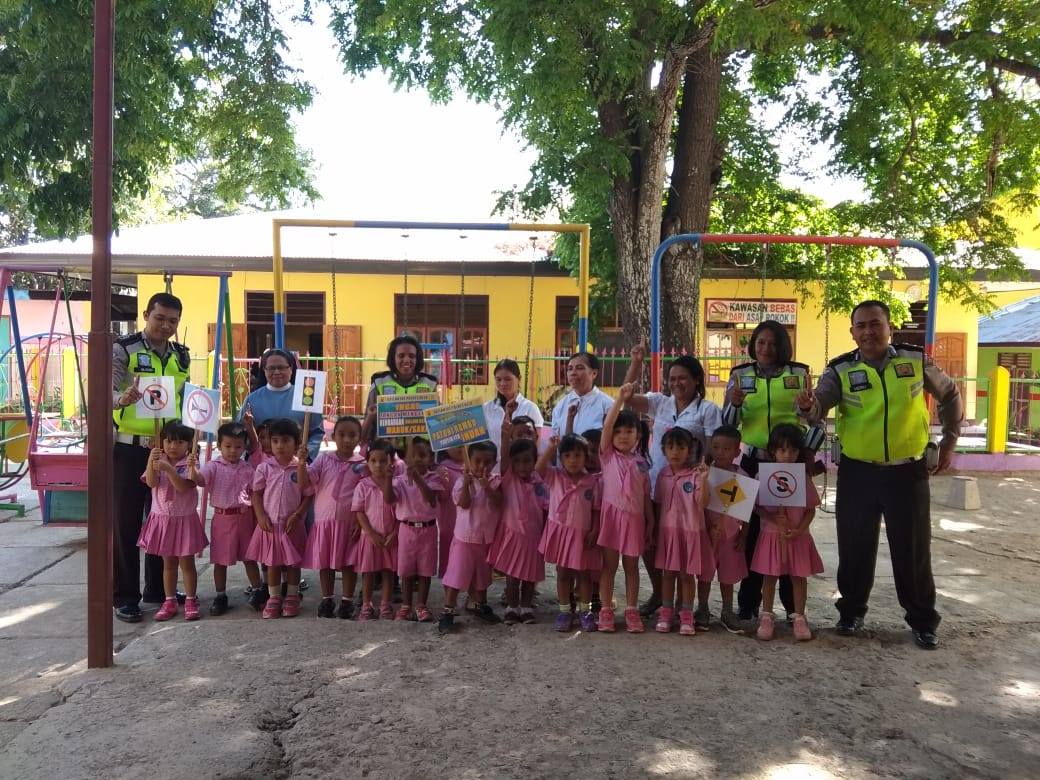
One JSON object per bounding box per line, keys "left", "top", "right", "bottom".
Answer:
{"left": 505, "top": 399, "right": 519, "bottom": 419}
{"left": 618, "top": 382, "right": 637, "bottom": 402}
{"left": 630, "top": 340, "right": 647, "bottom": 364}
{"left": 549, "top": 434, "right": 560, "bottom": 450}
{"left": 296, "top": 441, "right": 309, "bottom": 462}
{"left": 566, "top": 403, "right": 579, "bottom": 422}
{"left": 242, "top": 403, "right": 255, "bottom": 429}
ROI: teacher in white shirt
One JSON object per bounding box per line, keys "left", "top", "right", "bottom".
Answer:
{"left": 549, "top": 352, "right": 615, "bottom": 439}
{"left": 483, "top": 358, "right": 544, "bottom": 455}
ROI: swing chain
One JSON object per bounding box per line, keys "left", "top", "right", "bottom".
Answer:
{"left": 759, "top": 243, "right": 768, "bottom": 314}
{"left": 330, "top": 258, "right": 342, "bottom": 415}
{"left": 823, "top": 244, "right": 832, "bottom": 365}
{"left": 524, "top": 236, "right": 537, "bottom": 391}
{"left": 163, "top": 272, "right": 173, "bottom": 295}
{"left": 691, "top": 247, "right": 704, "bottom": 355}
{"left": 458, "top": 252, "right": 466, "bottom": 397}
{"left": 401, "top": 233, "right": 410, "bottom": 334}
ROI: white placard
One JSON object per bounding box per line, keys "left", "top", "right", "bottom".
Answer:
{"left": 756, "top": 462, "right": 807, "bottom": 507}
{"left": 181, "top": 383, "right": 221, "bottom": 434}
{"left": 134, "top": 375, "right": 176, "bottom": 419}
{"left": 291, "top": 369, "right": 327, "bottom": 414}
{"left": 706, "top": 466, "right": 759, "bottom": 523}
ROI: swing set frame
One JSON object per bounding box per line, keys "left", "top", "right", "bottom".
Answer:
{"left": 648, "top": 233, "right": 940, "bottom": 393}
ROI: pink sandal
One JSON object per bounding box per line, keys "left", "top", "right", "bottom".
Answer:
{"left": 184, "top": 597, "right": 201, "bottom": 621}
{"left": 154, "top": 598, "right": 178, "bottom": 622}
{"left": 262, "top": 596, "right": 283, "bottom": 619}
{"left": 282, "top": 595, "right": 301, "bottom": 618}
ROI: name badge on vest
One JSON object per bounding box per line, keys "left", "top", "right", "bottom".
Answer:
{"left": 848, "top": 370, "right": 871, "bottom": 392}
{"left": 893, "top": 362, "right": 915, "bottom": 378}
{"left": 381, "top": 386, "right": 396, "bottom": 395}
{"left": 739, "top": 375, "right": 757, "bottom": 393}
{"left": 136, "top": 353, "right": 153, "bottom": 372}
{"left": 783, "top": 375, "right": 800, "bottom": 390}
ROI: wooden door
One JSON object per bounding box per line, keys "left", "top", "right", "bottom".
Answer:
{"left": 931, "top": 332, "right": 967, "bottom": 423}
{"left": 323, "top": 325, "right": 363, "bottom": 414}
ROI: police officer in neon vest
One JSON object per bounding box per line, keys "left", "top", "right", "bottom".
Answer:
{"left": 798, "top": 300, "right": 962, "bottom": 650}
{"left": 362, "top": 335, "right": 439, "bottom": 450}
{"left": 722, "top": 320, "right": 824, "bottom": 624}
{"left": 111, "top": 292, "right": 191, "bottom": 623}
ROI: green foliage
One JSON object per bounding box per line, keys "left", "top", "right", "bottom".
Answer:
{"left": 325, "top": 0, "right": 1039, "bottom": 331}
{"left": 0, "top": 0, "right": 317, "bottom": 239}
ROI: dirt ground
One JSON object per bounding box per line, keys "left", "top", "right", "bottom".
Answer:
{"left": 1, "top": 472, "right": 1038, "bottom": 779}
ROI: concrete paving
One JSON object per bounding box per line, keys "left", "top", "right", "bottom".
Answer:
{"left": 0, "top": 473, "right": 1037, "bottom": 778}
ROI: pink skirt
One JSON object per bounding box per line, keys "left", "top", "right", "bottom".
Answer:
{"left": 438, "top": 511, "right": 456, "bottom": 578}
{"left": 442, "top": 539, "right": 492, "bottom": 592}
{"left": 301, "top": 517, "right": 357, "bottom": 570}
{"left": 751, "top": 528, "right": 824, "bottom": 578}
{"left": 354, "top": 533, "right": 397, "bottom": 574}
{"left": 699, "top": 527, "right": 748, "bottom": 585}
{"left": 138, "top": 511, "right": 208, "bottom": 557}
{"left": 596, "top": 503, "right": 645, "bottom": 557}
{"left": 654, "top": 526, "right": 702, "bottom": 577}
{"left": 539, "top": 521, "right": 601, "bottom": 572}
{"left": 209, "top": 509, "right": 255, "bottom": 566}
{"left": 488, "top": 524, "right": 545, "bottom": 583}
{"left": 245, "top": 523, "right": 302, "bottom": 567}
{"left": 397, "top": 523, "right": 438, "bottom": 578}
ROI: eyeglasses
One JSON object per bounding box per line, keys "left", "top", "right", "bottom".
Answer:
{"left": 264, "top": 364, "right": 291, "bottom": 372}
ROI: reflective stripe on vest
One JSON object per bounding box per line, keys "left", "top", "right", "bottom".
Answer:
{"left": 112, "top": 349, "right": 190, "bottom": 436}
{"left": 732, "top": 364, "right": 807, "bottom": 449}
{"left": 834, "top": 349, "right": 929, "bottom": 463}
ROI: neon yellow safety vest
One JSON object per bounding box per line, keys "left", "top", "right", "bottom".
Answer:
{"left": 113, "top": 335, "right": 191, "bottom": 436}
{"left": 371, "top": 371, "right": 438, "bottom": 397}
{"left": 729, "top": 362, "right": 809, "bottom": 449}
{"left": 831, "top": 345, "right": 929, "bottom": 463}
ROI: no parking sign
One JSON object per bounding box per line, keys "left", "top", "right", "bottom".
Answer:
{"left": 135, "top": 376, "right": 176, "bottom": 419}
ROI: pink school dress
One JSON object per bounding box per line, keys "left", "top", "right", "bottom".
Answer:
{"left": 393, "top": 471, "right": 443, "bottom": 579}
{"left": 538, "top": 468, "right": 602, "bottom": 572}
{"left": 437, "top": 460, "right": 465, "bottom": 577}
{"left": 245, "top": 459, "right": 313, "bottom": 567}
{"left": 301, "top": 453, "right": 367, "bottom": 571}
{"left": 487, "top": 471, "right": 548, "bottom": 583}
{"left": 442, "top": 476, "right": 502, "bottom": 593}
{"left": 654, "top": 467, "right": 704, "bottom": 577}
{"left": 351, "top": 477, "right": 398, "bottom": 573}
{"left": 751, "top": 481, "right": 825, "bottom": 578}
{"left": 700, "top": 469, "right": 749, "bottom": 585}
{"left": 138, "top": 456, "right": 208, "bottom": 557}
{"left": 196, "top": 457, "right": 255, "bottom": 566}
{"left": 596, "top": 447, "right": 651, "bottom": 557}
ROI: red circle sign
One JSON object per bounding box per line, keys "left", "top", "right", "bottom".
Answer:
{"left": 185, "top": 389, "right": 214, "bottom": 426}
{"left": 767, "top": 470, "right": 797, "bottom": 499}
{"left": 142, "top": 382, "right": 170, "bottom": 412}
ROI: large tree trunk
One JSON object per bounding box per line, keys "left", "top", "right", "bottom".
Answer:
{"left": 661, "top": 46, "right": 725, "bottom": 353}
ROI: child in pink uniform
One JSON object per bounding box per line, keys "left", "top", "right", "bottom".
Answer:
{"left": 436, "top": 447, "right": 466, "bottom": 577}
{"left": 138, "top": 421, "right": 208, "bottom": 622}
{"left": 300, "top": 416, "right": 367, "bottom": 620}
{"left": 189, "top": 422, "right": 260, "bottom": 616}
{"left": 247, "top": 418, "right": 313, "bottom": 620}
{"left": 537, "top": 434, "right": 601, "bottom": 633}
{"left": 597, "top": 383, "right": 654, "bottom": 634}
{"left": 351, "top": 439, "right": 399, "bottom": 621}
{"left": 698, "top": 425, "right": 750, "bottom": 632}
{"left": 489, "top": 415, "right": 548, "bottom": 624}
{"left": 653, "top": 428, "right": 708, "bottom": 636}
{"left": 438, "top": 441, "right": 503, "bottom": 634}
{"left": 391, "top": 438, "right": 443, "bottom": 622}
{"left": 752, "top": 423, "right": 824, "bottom": 642}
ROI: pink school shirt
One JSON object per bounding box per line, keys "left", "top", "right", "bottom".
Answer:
{"left": 252, "top": 459, "right": 313, "bottom": 524}
{"left": 600, "top": 447, "right": 650, "bottom": 515}
{"left": 756, "top": 480, "right": 822, "bottom": 529}
{"left": 501, "top": 471, "right": 549, "bottom": 539}
{"left": 309, "top": 452, "right": 367, "bottom": 523}
{"left": 248, "top": 449, "right": 275, "bottom": 467}
{"left": 351, "top": 477, "right": 396, "bottom": 535}
{"left": 544, "top": 468, "right": 601, "bottom": 531}
{"left": 451, "top": 475, "right": 503, "bottom": 544}
{"left": 655, "top": 467, "right": 705, "bottom": 533}
{"left": 143, "top": 457, "right": 199, "bottom": 516}
{"left": 196, "top": 457, "right": 253, "bottom": 510}
{"left": 393, "top": 472, "right": 443, "bottom": 522}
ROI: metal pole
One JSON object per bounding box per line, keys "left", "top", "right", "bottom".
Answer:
{"left": 87, "top": 0, "right": 115, "bottom": 669}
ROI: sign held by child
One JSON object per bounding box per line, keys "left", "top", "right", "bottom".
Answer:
{"left": 756, "top": 463, "right": 807, "bottom": 508}
{"left": 706, "top": 466, "right": 758, "bottom": 523}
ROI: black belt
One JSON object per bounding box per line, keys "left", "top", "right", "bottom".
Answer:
{"left": 213, "top": 506, "right": 248, "bottom": 515}
{"left": 400, "top": 519, "right": 437, "bottom": 528}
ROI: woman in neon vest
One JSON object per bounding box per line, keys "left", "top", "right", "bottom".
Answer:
{"left": 362, "top": 335, "right": 440, "bottom": 446}
{"left": 238, "top": 348, "right": 325, "bottom": 461}
{"left": 721, "top": 320, "right": 820, "bottom": 624}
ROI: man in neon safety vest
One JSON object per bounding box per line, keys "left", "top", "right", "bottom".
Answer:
{"left": 111, "top": 292, "right": 191, "bottom": 623}
{"left": 798, "top": 300, "right": 961, "bottom": 650}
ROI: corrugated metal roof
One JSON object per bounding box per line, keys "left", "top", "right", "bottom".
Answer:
{"left": 0, "top": 209, "right": 557, "bottom": 274}
{"left": 979, "top": 294, "right": 1040, "bottom": 345}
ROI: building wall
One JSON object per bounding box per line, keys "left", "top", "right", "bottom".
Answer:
{"left": 138, "top": 270, "right": 1008, "bottom": 419}
{"left": 977, "top": 346, "right": 1040, "bottom": 429}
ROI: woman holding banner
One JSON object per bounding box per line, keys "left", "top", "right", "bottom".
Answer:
{"left": 483, "top": 359, "right": 543, "bottom": 455}
{"left": 238, "top": 348, "right": 324, "bottom": 461}
{"left": 362, "top": 335, "right": 440, "bottom": 448}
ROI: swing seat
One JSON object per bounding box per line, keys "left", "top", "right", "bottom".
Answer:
{"left": 29, "top": 452, "right": 89, "bottom": 490}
